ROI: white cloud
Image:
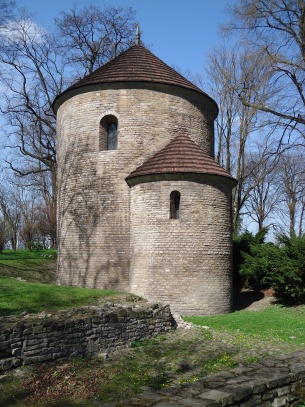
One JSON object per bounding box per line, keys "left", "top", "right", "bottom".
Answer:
{"left": 0, "top": 19, "right": 46, "bottom": 45}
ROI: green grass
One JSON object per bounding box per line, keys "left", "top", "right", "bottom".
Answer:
{"left": 0, "top": 249, "right": 57, "bottom": 260}
{"left": 0, "top": 331, "right": 260, "bottom": 406}
{"left": 1, "top": 250, "right": 305, "bottom": 405}
{"left": 2, "top": 305, "right": 305, "bottom": 405}
{"left": 0, "top": 277, "right": 119, "bottom": 316}
{"left": 0, "top": 249, "right": 57, "bottom": 284}
{"left": 2, "top": 311, "right": 305, "bottom": 406}
{"left": 184, "top": 305, "right": 305, "bottom": 345}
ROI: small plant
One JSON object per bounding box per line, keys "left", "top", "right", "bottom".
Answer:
{"left": 245, "top": 356, "right": 259, "bottom": 364}
{"left": 156, "top": 335, "right": 166, "bottom": 341}
{"left": 148, "top": 362, "right": 171, "bottom": 390}
{"left": 293, "top": 382, "right": 305, "bottom": 405}
{"left": 130, "top": 341, "right": 142, "bottom": 348}
{"left": 201, "top": 328, "right": 212, "bottom": 340}
{"left": 201, "top": 354, "right": 237, "bottom": 376}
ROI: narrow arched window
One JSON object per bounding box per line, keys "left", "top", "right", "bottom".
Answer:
{"left": 99, "top": 115, "right": 118, "bottom": 150}
{"left": 170, "top": 191, "right": 180, "bottom": 219}
{"left": 107, "top": 122, "right": 117, "bottom": 150}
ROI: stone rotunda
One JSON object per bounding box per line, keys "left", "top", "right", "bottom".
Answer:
{"left": 54, "top": 44, "right": 237, "bottom": 315}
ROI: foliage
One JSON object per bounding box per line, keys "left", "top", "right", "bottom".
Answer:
{"left": 234, "top": 230, "right": 305, "bottom": 303}
{"left": 241, "top": 241, "right": 279, "bottom": 291}
{"left": 266, "top": 234, "right": 305, "bottom": 304}
{"left": 233, "top": 228, "right": 269, "bottom": 291}
{"left": 238, "top": 230, "right": 277, "bottom": 291}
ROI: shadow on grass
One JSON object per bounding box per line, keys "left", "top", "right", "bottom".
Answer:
{"left": 0, "top": 386, "right": 30, "bottom": 407}
{"left": 271, "top": 296, "right": 305, "bottom": 307}
{"left": 233, "top": 291, "right": 264, "bottom": 311}
{"left": 1, "top": 395, "right": 91, "bottom": 407}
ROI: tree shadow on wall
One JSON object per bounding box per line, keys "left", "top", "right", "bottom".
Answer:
{"left": 57, "top": 144, "right": 99, "bottom": 288}
{"left": 57, "top": 142, "right": 128, "bottom": 290}
{"left": 233, "top": 290, "right": 264, "bottom": 311}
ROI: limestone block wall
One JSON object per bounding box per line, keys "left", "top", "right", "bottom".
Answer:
{"left": 56, "top": 85, "right": 214, "bottom": 290}
{"left": 0, "top": 303, "right": 176, "bottom": 373}
{"left": 174, "top": 350, "right": 305, "bottom": 406}
{"left": 129, "top": 177, "right": 233, "bottom": 315}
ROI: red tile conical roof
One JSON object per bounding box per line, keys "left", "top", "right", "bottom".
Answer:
{"left": 58, "top": 45, "right": 215, "bottom": 102}
{"left": 125, "top": 134, "right": 236, "bottom": 185}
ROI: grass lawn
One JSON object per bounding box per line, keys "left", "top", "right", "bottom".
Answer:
{"left": 1, "top": 250, "right": 305, "bottom": 405}
{"left": 0, "top": 249, "right": 57, "bottom": 260}
{"left": 184, "top": 305, "right": 305, "bottom": 345}
{"left": 0, "top": 249, "right": 123, "bottom": 316}
{"left": 1, "top": 302, "right": 305, "bottom": 406}
{"left": 0, "top": 277, "right": 120, "bottom": 316}
{"left": 1, "top": 305, "right": 305, "bottom": 406}
{"left": 0, "top": 249, "right": 57, "bottom": 284}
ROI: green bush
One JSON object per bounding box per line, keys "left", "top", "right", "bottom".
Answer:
{"left": 266, "top": 234, "right": 305, "bottom": 304}
{"left": 233, "top": 228, "right": 270, "bottom": 292}
{"left": 232, "top": 230, "right": 253, "bottom": 292}
{"left": 234, "top": 229, "right": 305, "bottom": 304}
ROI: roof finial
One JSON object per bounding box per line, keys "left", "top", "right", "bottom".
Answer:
{"left": 136, "top": 24, "right": 140, "bottom": 45}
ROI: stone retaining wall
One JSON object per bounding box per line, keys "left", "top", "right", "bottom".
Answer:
{"left": 117, "top": 350, "right": 305, "bottom": 406}
{"left": 0, "top": 303, "right": 176, "bottom": 373}
{"left": 177, "top": 350, "right": 305, "bottom": 406}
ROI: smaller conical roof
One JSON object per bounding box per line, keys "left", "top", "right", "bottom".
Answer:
{"left": 125, "top": 134, "right": 236, "bottom": 185}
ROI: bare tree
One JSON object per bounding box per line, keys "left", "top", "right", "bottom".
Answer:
{"left": 55, "top": 5, "right": 137, "bottom": 77}
{"left": 206, "top": 45, "right": 275, "bottom": 232}
{"left": 0, "top": 188, "right": 21, "bottom": 251}
{"left": 207, "top": 46, "right": 238, "bottom": 173}
{"left": 277, "top": 151, "right": 305, "bottom": 236}
{"left": 244, "top": 149, "right": 281, "bottom": 231}
{"left": 0, "top": 16, "right": 65, "bottom": 247}
{"left": 226, "top": 0, "right": 305, "bottom": 131}
{"left": 16, "top": 188, "right": 52, "bottom": 249}
{"left": 0, "top": 216, "right": 8, "bottom": 252}
{"left": 0, "top": 0, "right": 15, "bottom": 23}
{"left": 0, "top": 5, "right": 138, "bottom": 247}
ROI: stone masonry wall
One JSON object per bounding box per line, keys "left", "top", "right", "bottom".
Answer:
{"left": 0, "top": 303, "right": 176, "bottom": 373}
{"left": 129, "top": 177, "right": 233, "bottom": 315}
{"left": 187, "top": 350, "right": 305, "bottom": 407}
{"left": 118, "top": 350, "right": 305, "bottom": 406}
{"left": 56, "top": 86, "right": 213, "bottom": 291}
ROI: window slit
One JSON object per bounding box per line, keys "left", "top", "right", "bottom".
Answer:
{"left": 170, "top": 191, "right": 180, "bottom": 219}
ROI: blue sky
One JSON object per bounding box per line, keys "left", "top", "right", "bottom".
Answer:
{"left": 18, "top": 0, "right": 230, "bottom": 77}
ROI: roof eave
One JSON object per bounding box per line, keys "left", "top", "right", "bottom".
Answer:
{"left": 53, "top": 80, "right": 218, "bottom": 118}
{"left": 125, "top": 172, "right": 238, "bottom": 188}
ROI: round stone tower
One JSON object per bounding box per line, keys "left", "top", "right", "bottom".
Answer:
{"left": 54, "top": 44, "right": 236, "bottom": 314}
